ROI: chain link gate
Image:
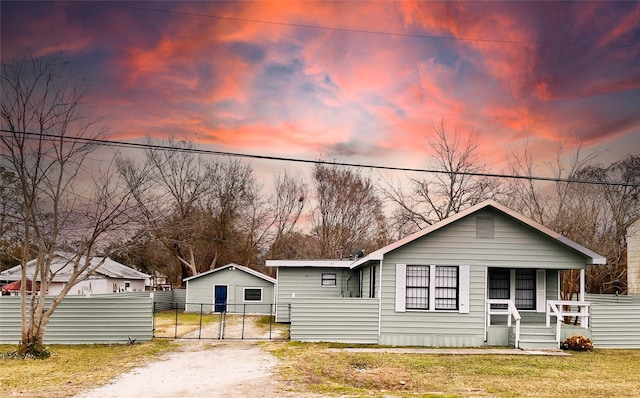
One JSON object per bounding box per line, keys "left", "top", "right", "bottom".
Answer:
{"left": 152, "top": 302, "right": 290, "bottom": 340}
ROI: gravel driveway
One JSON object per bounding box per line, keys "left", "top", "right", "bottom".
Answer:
{"left": 73, "top": 340, "right": 308, "bottom": 398}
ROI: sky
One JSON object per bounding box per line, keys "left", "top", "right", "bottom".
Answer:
{"left": 2, "top": 1, "right": 640, "bottom": 182}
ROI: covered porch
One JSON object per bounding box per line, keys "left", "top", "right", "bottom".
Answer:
{"left": 485, "top": 267, "right": 591, "bottom": 349}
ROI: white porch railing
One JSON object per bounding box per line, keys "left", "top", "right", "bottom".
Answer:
{"left": 487, "top": 299, "right": 522, "bottom": 348}
{"left": 546, "top": 300, "right": 591, "bottom": 347}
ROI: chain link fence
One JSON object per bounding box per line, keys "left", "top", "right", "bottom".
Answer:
{"left": 153, "top": 302, "right": 290, "bottom": 340}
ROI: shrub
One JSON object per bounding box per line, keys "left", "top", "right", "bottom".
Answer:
{"left": 561, "top": 335, "right": 593, "bottom": 351}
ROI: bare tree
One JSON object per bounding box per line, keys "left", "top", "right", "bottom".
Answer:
{"left": 118, "top": 138, "right": 215, "bottom": 281}
{"left": 266, "top": 171, "right": 307, "bottom": 260}
{"left": 383, "top": 120, "right": 502, "bottom": 237}
{"left": 507, "top": 137, "right": 639, "bottom": 296}
{"left": 0, "top": 166, "right": 21, "bottom": 270}
{"left": 311, "top": 163, "right": 388, "bottom": 258}
{"left": 119, "top": 143, "right": 271, "bottom": 282}
{"left": 1, "top": 58, "right": 132, "bottom": 355}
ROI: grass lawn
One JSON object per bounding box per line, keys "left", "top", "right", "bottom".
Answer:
{"left": 3, "top": 340, "right": 640, "bottom": 397}
{"left": 265, "top": 342, "right": 640, "bottom": 397}
{"left": 0, "top": 340, "right": 176, "bottom": 398}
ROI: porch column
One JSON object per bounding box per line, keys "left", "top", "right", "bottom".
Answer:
{"left": 579, "top": 269, "right": 585, "bottom": 302}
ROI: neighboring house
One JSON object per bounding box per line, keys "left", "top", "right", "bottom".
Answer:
{"left": 267, "top": 200, "right": 607, "bottom": 349}
{"left": 627, "top": 217, "right": 640, "bottom": 295}
{"left": 183, "top": 263, "right": 276, "bottom": 314}
{"left": 0, "top": 252, "right": 150, "bottom": 295}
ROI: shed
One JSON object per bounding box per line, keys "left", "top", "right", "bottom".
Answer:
{"left": 184, "top": 263, "right": 276, "bottom": 314}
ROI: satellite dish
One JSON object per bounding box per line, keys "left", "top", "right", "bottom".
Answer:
{"left": 350, "top": 249, "right": 364, "bottom": 260}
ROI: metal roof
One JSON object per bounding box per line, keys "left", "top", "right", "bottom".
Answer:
{"left": 0, "top": 252, "right": 151, "bottom": 282}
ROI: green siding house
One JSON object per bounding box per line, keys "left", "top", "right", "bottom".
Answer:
{"left": 184, "top": 263, "right": 276, "bottom": 314}
{"left": 267, "top": 200, "right": 606, "bottom": 348}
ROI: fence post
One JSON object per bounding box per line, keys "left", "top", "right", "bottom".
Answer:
{"left": 269, "top": 304, "right": 273, "bottom": 339}
{"left": 152, "top": 302, "right": 156, "bottom": 338}
{"left": 241, "top": 304, "right": 246, "bottom": 339}
{"left": 199, "top": 304, "right": 203, "bottom": 339}
{"left": 174, "top": 305, "right": 179, "bottom": 339}
{"left": 219, "top": 311, "right": 225, "bottom": 339}
{"left": 288, "top": 304, "right": 291, "bottom": 339}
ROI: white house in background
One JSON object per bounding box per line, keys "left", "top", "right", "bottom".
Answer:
{"left": 627, "top": 217, "right": 640, "bottom": 294}
{"left": 0, "top": 252, "right": 150, "bottom": 295}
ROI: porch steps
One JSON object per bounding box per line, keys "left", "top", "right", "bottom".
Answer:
{"left": 516, "top": 325, "right": 558, "bottom": 349}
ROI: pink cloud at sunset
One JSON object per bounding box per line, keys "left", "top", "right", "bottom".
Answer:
{"left": 1, "top": 0, "right": 639, "bottom": 178}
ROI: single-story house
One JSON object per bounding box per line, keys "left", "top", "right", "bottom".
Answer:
{"left": 267, "top": 199, "right": 607, "bottom": 349}
{"left": 0, "top": 252, "right": 150, "bottom": 295}
{"left": 183, "top": 263, "right": 276, "bottom": 314}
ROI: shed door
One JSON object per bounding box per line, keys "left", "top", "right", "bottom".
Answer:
{"left": 214, "top": 285, "right": 227, "bottom": 312}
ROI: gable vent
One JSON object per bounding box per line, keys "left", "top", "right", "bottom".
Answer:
{"left": 476, "top": 216, "right": 495, "bottom": 239}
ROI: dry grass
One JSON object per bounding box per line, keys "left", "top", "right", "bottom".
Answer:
{"left": 0, "top": 340, "right": 175, "bottom": 398}
{"left": 4, "top": 339, "right": 640, "bottom": 398}
{"left": 153, "top": 309, "right": 221, "bottom": 338}
{"left": 265, "top": 342, "right": 640, "bottom": 397}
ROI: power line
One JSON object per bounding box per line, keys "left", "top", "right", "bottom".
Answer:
{"left": 2, "top": 129, "right": 638, "bottom": 188}
{"left": 100, "top": 2, "right": 640, "bottom": 49}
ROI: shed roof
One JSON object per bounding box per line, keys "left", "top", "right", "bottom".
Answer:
{"left": 351, "top": 199, "right": 607, "bottom": 268}
{"left": 183, "top": 263, "right": 276, "bottom": 284}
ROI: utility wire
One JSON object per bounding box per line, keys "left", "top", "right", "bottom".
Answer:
{"left": 101, "top": 2, "right": 640, "bottom": 49}
{"left": 2, "top": 129, "right": 638, "bottom": 188}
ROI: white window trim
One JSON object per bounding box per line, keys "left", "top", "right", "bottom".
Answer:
{"left": 396, "top": 264, "right": 470, "bottom": 314}
{"left": 243, "top": 287, "right": 263, "bottom": 303}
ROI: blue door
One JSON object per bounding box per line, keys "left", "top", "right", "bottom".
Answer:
{"left": 214, "top": 285, "right": 227, "bottom": 312}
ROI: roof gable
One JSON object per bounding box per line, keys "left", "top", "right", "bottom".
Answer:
{"left": 351, "top": 199, "right": 606, "bottom": 268}
{"left": 183, "top": 263, "right": 276, "bottom": 284}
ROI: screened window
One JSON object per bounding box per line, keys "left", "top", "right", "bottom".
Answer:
{"left": 435, "top": 266, "right": 458, "bottom": 310}
{"left": 321, "top": 273, "right": 337, "bottom": 287}
{"left": 406, "top": 266, "right": 429, "bottom": 309}
{"left": 243, "top": 288, "right": 262, "bottom": 302}
{"left": 515, "top": 269, "right": 536, "bottom": 310}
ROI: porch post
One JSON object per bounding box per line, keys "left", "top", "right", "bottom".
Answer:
{"left": 579, "top": 269, "right": 585, "bottom": 302}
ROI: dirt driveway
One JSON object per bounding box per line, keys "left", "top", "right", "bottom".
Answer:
{"left": 73, "top": 340, "right": 313, "bottom": 398}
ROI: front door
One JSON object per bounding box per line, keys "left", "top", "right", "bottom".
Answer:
{"left": 214, "top": 285, "right": 227, "bottom": 312}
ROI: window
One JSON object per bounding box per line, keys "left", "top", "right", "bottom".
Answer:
{"left": 406, "top": 265, "right": 460, "bottom": 310}
{"left": 321, "top": 273, "right": 337, "bottom": 287}
{"left": 243, "top": 288, "right": 262, "bottom": 302}
{"left": 515, "top": 269, "right": 536, "bottom": 310}
{"left": 488, "top": 268, "right": 537, "bottom": 310}
{"left": 435, "top": 266, "right": 458, "bottom": 310}
{"left": 406, "top": 266, "right": 429, "bottom": 309}
{"left": 488, "top": 268, "right": 510, "bottom": 309}
{"left": 369, "top": 266, "right": 376, "bottom": 298}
